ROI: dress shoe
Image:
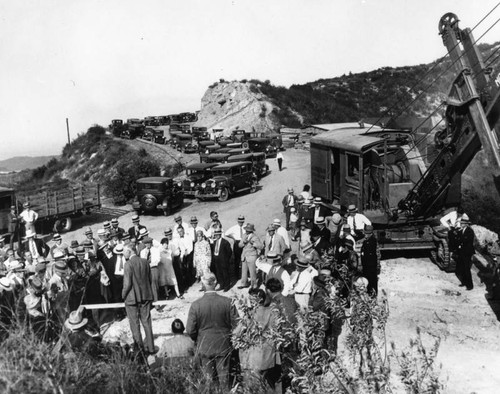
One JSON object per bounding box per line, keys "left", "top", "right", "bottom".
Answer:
{"left": 237, "top": 283, "right": 250, "bottom": 289}
{"left": 459, "top": 284, "right": 466, "bottom": 287}
{"left": 466, "top": 287, "right": 473, "bottom": 291}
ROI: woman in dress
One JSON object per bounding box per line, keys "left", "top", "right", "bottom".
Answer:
{"left": 159, "top": 238, "right": 183, "bottom": 299}
{"left": 193, "top": 230, "right": 212, "bottom": 286}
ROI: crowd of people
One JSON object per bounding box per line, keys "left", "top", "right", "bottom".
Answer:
{"left": 0, "top": 186, "right": 476, "bottom": 392}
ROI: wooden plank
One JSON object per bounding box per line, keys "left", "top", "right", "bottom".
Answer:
{"left": 80, "top": 300, "right": 173, "bottom": 310}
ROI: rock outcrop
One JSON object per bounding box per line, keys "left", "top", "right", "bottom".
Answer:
{"left": 194, "top": 81, "right": 281, "bottom": 136}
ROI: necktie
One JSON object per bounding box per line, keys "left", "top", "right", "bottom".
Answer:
{"left": 294, "top": 271, "right": 302, "bottom": 289}
{"left": 119, "top": 256, "right": 124, "bottom": 271}
{"left": 147, "top": 250, "right": 151, "bottom": 263}
{"left": 352, "top": 216, "right": 357, "bottom": 232}
{"left": 240, "top": 226, "right": 243, "bottom": 240}
{"left": 288, "top": 196, "right": 292, "bottom": 206}
{"left": 215, "top": 240, "right": 220, "bottom": 255}
{"left": 269, "top": 236, "right": 274, "bottom": 251}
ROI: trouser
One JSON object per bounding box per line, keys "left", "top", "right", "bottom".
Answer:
{"left": 277, "top": 158, "right": 283, "bottom": 171}
{"left": 363, "top": 270, "right": 378, "bottom": 296}
{"left": 200, "top": 353, "right": 230, "bottom": 389}
{"left": 233, "top": 244, "right": 243, "bottom": 278}
{"left": 241, "top": 255, "right": 257, "bottom": 288}
{"left": 172, "top": 255, "right": 184, "bottom": 293}
{"left": 294, "top": 293, "right": 311, "bottom": 310}
{"left": 458, "top": 254, "right": 473, "bottom": 289}
{"left": 125, "top": 301, "right": 154, "bottom": 353}
{"left": 284, "top": 208, "right": 292, "bottom": 231}
{"left": 215, "top": 259, "right": 231, "bottom": 290}
{"left": 150, "top": 267, "right": 159, "bottom": 302}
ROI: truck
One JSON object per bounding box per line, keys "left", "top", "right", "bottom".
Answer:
{"left": 0, "top": 182, "right": 101, "bottom": 235}
{"left": 310, "top": 13, "right": 500, "bottom": 270}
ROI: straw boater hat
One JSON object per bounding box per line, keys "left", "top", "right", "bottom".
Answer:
{"left": 164, "top": 228, "right": 173, "bottom": 236}
{"left": 23, "top": 202, "right": 31, "bottom": 208}
{"left": 121, "top": 233, "right": 130, "bottom": 241}
{"left": 111, "top": 218, "right": 119, "bottom": 225}
{"left": 84, "top": 227, "right": 93, "bottom": 235}
{"left": 213, "top": 228, "right": 222, "bottom": 235}
{"left": 70, "top": 240, "right": 79, "bottom": 249}
{"left": 97, "top": 229, "right": 106, "bottom": 237}
{"left": 9, "top": 260, "right": 24, "bottom": 272}
{"left": 103, "top": 221, "right": 111, "bottom": 230}
{"left": 266, "top": 252, "right": 281, "bottom": 263}
{"left": 113, "top": 244, "right": 124, "bottom": 255}
{"left": 348, "top": 204, "right": 358, "bottom": 213}
{"left": 301, "top": 240, "right": 314, "bottom": 252}
{"left": 295, "top": 258, "right": 309, "bottom": 268}
{"left": 174, "top": 214, "right": 182, "bottom": 222}
{"left": 315, "top": 216, "right": 326, "bottom": 225}
{"left": 53, "top": 233, "right": 62, "bottom": 242}
{"left": 98, "top": 242, "right": 109, "bottom": 251}
{"left": 237, "top": 215, "right": 245, "bottom": 222}
{"left": 314, "top": 197, "right": 322, "bottom": 204}
{"left": 244, "top": 223, "right": 255, "bottom": 232}
{"left": 273, "top": 218, "right": 281, "bottom": 226}
{"left": 138, "top": 228, "right": 149, "bottom": 239}
{"left": 0, "top": 277, "right": 13, "bottom": 291}
{"left": 53, "top": 250, "right": 66, "bottom": 260}
{"left": 190, "top": 216, "right": 198, "bottom": 224}
{"left": 30, "top": 276, "right": 44, "bottom": 292}
{"left": 460, "top": 213, "right": 470, "bottom": 224}
{"left": 343, "top": 224, "right": 351, "bottom": 232}
{"left": 82, "top": 240, "right": 93, "bottom": 248}
{"left": 65, "top": 307, "right": 88, "bottom": 330}
{"left": 132, "top": 215, "right": 140, "bottom": 223}
{"left": 54, "top": 261, "right": 67, "bottom": 274}
{"left": 344, "top": 238, "right": 355, "bottom": 250}
{"left": 75, "top": 247, "right": 86, "bottom": 256}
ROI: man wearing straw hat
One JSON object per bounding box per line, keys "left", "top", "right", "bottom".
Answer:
{"left": 238, "top": 223, "right": 263, "bottom": 289}
{"left": 289, "top": 257, "right": 318, "bottom": 310}
{"left": 19, "top": 201, "right": 38, "bottom": 234}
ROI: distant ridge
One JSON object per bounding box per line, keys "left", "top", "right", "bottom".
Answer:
{"left": 0, "top": 156, "right": 58, "bottom": 172}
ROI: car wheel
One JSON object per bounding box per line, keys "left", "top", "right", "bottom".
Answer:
{"left": 53, "top": 217, "right": 72, "bottom": 233}
{"left": 250, "top": 181, "right": 258, "bottom": 193}
{"left": 219, "top": 188, "right": 229, "bottom": 202}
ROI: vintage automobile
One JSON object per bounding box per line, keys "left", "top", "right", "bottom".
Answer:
{"left": 181, "top": 163, "right": 219, "bottom": 197}
{"left": 227, "top": 142, "right": 243, "bottom": 149}
{"left": 109, "top": 119, "right": 125, "bottom": 137}
{"left": 144, "top": 116, "right": 158, "bottom": 127}
{"left": 214, "top": 147, "right": 233, "bottom": 154}
{"left": 183, "top": 142, "right": 199, "bottom": 154}
{"left": 217, "top": 138, "right": 234, "bottom": 147}
{"left": 228, "top": 147, "right": 251, "bottom": 156}
{"left": 201, "top": 153, "right": 230, "bottom": 164}
{"left": 199, "top": 144, "right": 222, "bottom": 162}
{"left": 132, "top": 177, "right": 184, "bottom": 216}
{"left": 142, "top": 127, "right": 155, "bottom": 141}
{"left": 228, "top": 152, "right": 269, "bottom": 178}
{"left": 231, "top": 129, "right": 251, "bottom": 143}
{"left": 123, "top": 118, "right": 145, "bottom": 139}
{"left": 175, "top": 134, "right": 193, "bottom": 152}
{"left": 153, "top": 129, "right": 167, "bottom": 144}
{"left": 194, "top": 161, "right": 258, "bottom": 202}
{"left": 199, "top": 140, "right": 216, "bottom": 149}
{"left": 248, "top": 137, "right": 277, "bottom": 157}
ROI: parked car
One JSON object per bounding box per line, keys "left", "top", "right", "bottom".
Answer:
{"left": 181, "top": 163, "right": 219, "bottom": 197}
{"left": 183, "top": 142, "right": 198, "bottom": 154}
{"left": 217, "top": 138, "right": 234, "bottom": 147}
{"left": 214, "top": 147, "right": 233, "bottom": 154}
{"left": 228, "top": 152, "right": 269, "bottom": 178}
{"left": 142, "top": 127, "right": 155, "bottom": 141}
{"left": 132, "top": 177, "right": 184, "bottom": 216}
{"left": 248, "top": 137, "right": 277, "bottom": 157}
{"left": 228, "top": 147, "right": 251, "bottom": 156}
{"left": 175, "top": 134, "right": 193, "bottom": 152}
{"left": 194, "top": 161, "right": 258, "bottom": 202}
{"left": 154, "top": 129, "right": 167, "bottom": 144}
{"left": 202, "top": 153, "right": 230, "bottom": 164}
{"left": 109, "top": 119, "right": 125, "bottom": 137}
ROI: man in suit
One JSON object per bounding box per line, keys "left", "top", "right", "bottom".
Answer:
{"left": 360, "top": 225, "right": 381, "bottom": 296}
{"left": 211, "top": 229, "right": 233, "bottom": 292}
{"left": 128, "top": 215, "right": 147, "bottom": 241}
{"left": 111, "top": 218, "right": 126, "bottom": 237}
{"left": 122, "top": 245, "right": 155, "bottom": 355}
{"left": 186, "top": 273, "right": 238, "bottom": 389}
{"left": 310, "top": 226, "right": 331, "bottom": 256}
{"left": 282, "top": 188, "right": 298, "bottom": 231}
{"left": 456, "top": 214, "right": 475, "bottom": 291}
{"left": 312, "top": 217, "right": 331, "bottom": 244}
{"left": 239, "top": 223, "right": 263, "bottom": 289}
{"left": 312, "top": 197, "right": 331, "bottom": 223}
{"left": 21, "top": 229, "right": 50, "bottom": 260}
{"left": 264, "top": 225, "right": 287, "bottom": 256}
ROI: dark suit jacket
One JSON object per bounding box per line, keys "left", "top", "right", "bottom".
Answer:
{"left": 21, "top": 238, "right": 50, "bottom": 258}
{"left": 128, "top": 225, "right": 147, "bottom": 240}
{"left": 458, "top": 226, "right": 475, "bottom": 257}
{"left": 211, "top": 238, "right": 232, "bottom": 266}
{"left": 186, "top": 292, "right": 238, "bottom": 357}
{"left": 282, "top": 194, "right": 299, "bottom": 212}
{"left": 122, "top": 255, "right": 153, "bottom": 305}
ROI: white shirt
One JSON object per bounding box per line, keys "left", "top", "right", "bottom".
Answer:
{"left": 176, "top": 234, "right": 194, "bottom": 257}
{"left": 140, "top": 246, "right": 161, "bottom": 267}
{"left": 290, "top": 266, "right": 318, "bottom": 294}
{"left": 347, "top": 213, "right": 371, "bottom": 234}
{"left": 186, "top": 225, "right": 207, "bottom": 241}
{"left": 276, "top": 152, "right": 283, "bottom": 160}
{"left": 172, "top": 221, "right": 190, "bottom": 239}
{"left": 20, "top": 209, "right": 38, "bottom": 223}
{"left": 256, "top": 257, "right": 291, "bottom": 296}
{"left": 114, "top": 254, "right": 126, "bottom": 276}
{"left": 225, "top": 223, "right": 246, "bottom": 242}
{"left": 275, "top": 226, "right": 290, "bottom": 249}
{"left": 440, "top": 211, "right": 459, "bottom": 229}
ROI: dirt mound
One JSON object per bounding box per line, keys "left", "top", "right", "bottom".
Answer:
{"left": 195, "top": 81, "right": 281, "bottom": 136}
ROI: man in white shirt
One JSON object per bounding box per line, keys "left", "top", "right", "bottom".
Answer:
{"left": 289, "top": 258, "right": 318, "bottom": 310}
{"left": 346, "top": 205, "right": 371, "bottom": 240}
{"left": 19, "top": 202, "right": 38, "bottom": 233}
{"left": 176, "top": 226, "right": 194, "bottom": 288}
{"left": 224, "top": 215, "right": 246, "bottom": 278}
{"left": 186, "top": 216, "right": 207, "bottom": 243}
{"left": 172, "top": 215, "right": 190, "bottom": 240}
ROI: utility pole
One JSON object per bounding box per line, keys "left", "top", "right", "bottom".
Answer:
{"left": 66, "top": 118, "right": 71, "bottom": 145}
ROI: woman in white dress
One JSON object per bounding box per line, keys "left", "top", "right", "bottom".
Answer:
{"left": 193, "top": 230, "right": 212, "bottom": 283}
{"left": 159, "top": 238, "right": 183, "bottom": 299}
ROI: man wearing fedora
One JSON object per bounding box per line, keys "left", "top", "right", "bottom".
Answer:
{"left": 50, "top": 233, "right": 68, "bottom": 259}
{"left": 238, "top": 223, "right": 263, "bottom": 289}
{"left": 299, "top": 197, "right": 315, "bottom": 230}
{"left": 64, "top": 306, "right": 102, "bottom": 357}
{"left": 128, "top": 215, "right": 147, "bottom": 241}
{"left": 456, "top": 213, "right": 475, "bottom": 291}
{"left": 312, "top": 197, "right": 331, "bottom": 224}
{"left": 211, "top": 228, "right": 233, "bottom": 292}
{"left": 290, "top": 257, "right": 318, "bottom": 310}
{"left": 173, "top": 214, "right": 190, "bottom": 240}
{"left": 313, "top": 216, "right": 331, "bottom": 245}
{"left": 21, "top": 229, "right": 49, "bottom": 260}
{"left": 82, "top": 227, "right": 98, "bottom": 256}
{"left": 111, "top": 218, "right": 125, "bottom": 237}
{"left": 360, "top": 225, "right": 381, "bottom": 297}
{"left": 264, "top": 224, "right": 287, "bottom": 257}
{"left": 186, "top": 216, "right": 207, "bottom": 244}
{"left": 257, "top": 252, "right": 292, "bottom": 296}
{"left": 346, "top": 204, "right": 371, "bottom": 241}
{"left": 122, "top": 245, "right": 155, "bottom": 355}
{"left": 186, "top": 273, "right": 238, "bottom": 389}
{"left": 282, "top": 188, "right": 298, "bottom": 231}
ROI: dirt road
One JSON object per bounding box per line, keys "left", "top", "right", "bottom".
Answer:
{"left": 65, "top": 148, "right": 499, "bottom": 393}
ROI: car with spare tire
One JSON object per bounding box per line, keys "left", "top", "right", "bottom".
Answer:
{"left": 132, "top": 177, "right": 184, "bottom": 216}
{"left": 194, "top": 161, "right": 258, "bottom": 202}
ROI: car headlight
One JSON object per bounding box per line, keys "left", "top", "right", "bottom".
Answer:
{"left": 177, "top": 182, "right": 182, "bottom": 187}
{"left": 266, "top": 148, "right": 269, "bottom": 151}
{"left": 202, "top": 182, "right": 206, "bottom": 188}
{"left": 190, "top": 182, "right": 195, "bottom": 187}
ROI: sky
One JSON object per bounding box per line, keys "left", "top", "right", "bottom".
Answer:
{"left": 1, "top": 0, "right": 500, "bottom": 159}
